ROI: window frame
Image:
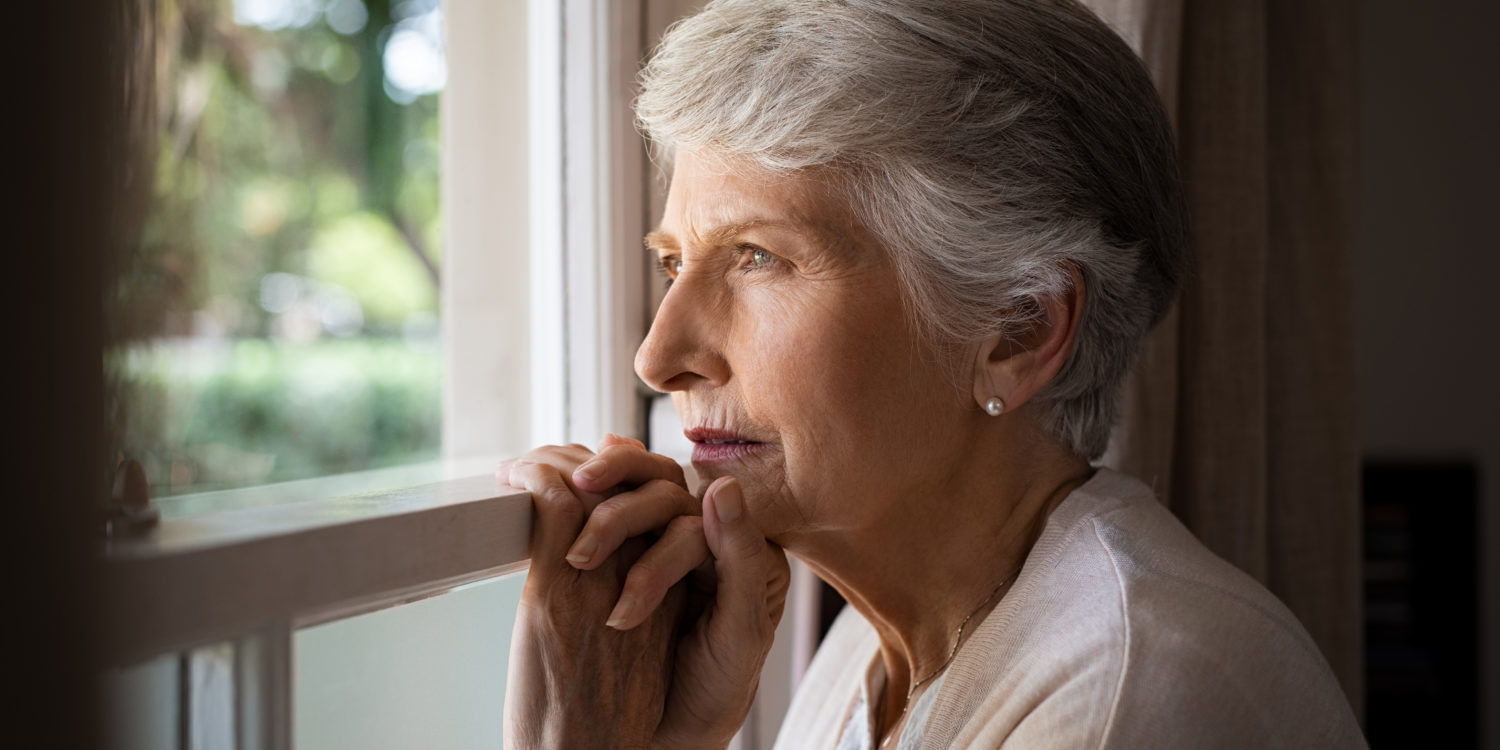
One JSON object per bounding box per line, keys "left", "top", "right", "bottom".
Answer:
{"left": 104, "top": 475, "right": 531, "bottom": 749}
{"left": 103, "top": 2, "right": 815, "bottom": 748}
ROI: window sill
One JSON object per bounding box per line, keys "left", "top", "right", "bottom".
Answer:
{"left": 104, "top": 469, "right": 530, "bottom": 668}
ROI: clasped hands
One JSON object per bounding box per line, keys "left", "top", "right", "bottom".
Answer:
{"left": 499, "top": 434, "right": 790, "bottom": 750}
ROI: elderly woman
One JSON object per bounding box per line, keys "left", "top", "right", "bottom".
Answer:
{"left": 499, "top": 0, "right": 1365, "bottom": 747}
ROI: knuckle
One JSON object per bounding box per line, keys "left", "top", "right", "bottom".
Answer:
{"left": 624, "top": 561, "right": 662, "bottom": 594}
{"left": 725, "top": 526, "right": 764, "bottom": 557}
{"left": 540, "top": 495, "right": 584, "bottom": 526}
{"left": 772, "top": 551, "right": 791, "bottom": 579}
{"left": 519, "top": 444, "right": 561, "bottom": 460}
{"left": 598, "top": 443, "right": 643, "bottom": 468}
{"left": 645, "top": 479, "right": 700, "bottom": 512}
{"left": 509, "top": 459, "right": 543, "bottom": 481}
{"left": 599, "top": 442, "right": 634, "bottom": 457}
{"left": 517, "top": 460, "right": 569, "bottom": 489}
{"left": 645, "top": 452, "right": 687, "bottom": 484}
{"left": 518, "top": 443, "right": 593, "bottom": 468}
{"left": 531, "top": 473, "right": 582, "bottom": 514}
{"left": 665, "top": 514, "right": 705, "bottom": 535}
{"left": 587, "top": 501, "right": 623, "bottom": 530}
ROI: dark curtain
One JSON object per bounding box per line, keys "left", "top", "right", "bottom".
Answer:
{"left": 1092, "top": 0, "right": 1364, "bottom": 714}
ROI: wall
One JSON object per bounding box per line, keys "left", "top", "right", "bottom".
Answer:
{"left": 1358, "top": 1, "right": 1500, "bottom": 746}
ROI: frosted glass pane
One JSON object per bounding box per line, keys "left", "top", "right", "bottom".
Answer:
{"left": 294, "top": 574, "right": 525, "bottom": 750}
{"left": 102, "top": 653, "right": 179, "bottom": 750}
{"left": 186, "top": 643, "right": 235, "bottom": 750}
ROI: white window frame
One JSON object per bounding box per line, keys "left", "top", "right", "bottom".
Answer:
{"left": 526, "top": 0, "right": 650, "bottom": 446}
{"left": 104, "top": 2, "right": 817, "bottom": 748}
{"left": 104, "top": 476, "right": 532, "bottom": 749}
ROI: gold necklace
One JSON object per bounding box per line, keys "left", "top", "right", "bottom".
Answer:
{"left": 880, "top": 566, "right": 1023, "bottom": 747}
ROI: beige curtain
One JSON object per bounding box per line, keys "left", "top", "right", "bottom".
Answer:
{"left": 1091, "top": 0, "right": 1363, "bottom": 713}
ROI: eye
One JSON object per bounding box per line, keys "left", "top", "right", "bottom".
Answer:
{"left": 657, "top": 254, "right": 683, "bottom": 282}
{"left": 740, "top": 244, "right": 776, "bottom": 272}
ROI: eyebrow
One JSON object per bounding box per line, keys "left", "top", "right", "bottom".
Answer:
{"left": 643, "top": 219, "right": 834, "bottom": 253}
{"left": 643, "top": 229, "right": 679, "bottom": 252}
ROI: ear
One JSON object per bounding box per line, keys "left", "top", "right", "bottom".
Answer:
{"left": 970, "top": 263, "right": 1087, "bottom": 415}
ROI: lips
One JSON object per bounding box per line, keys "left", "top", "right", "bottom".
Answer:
{"left": 685, "top": 426, "right": 769, "bottom": 465}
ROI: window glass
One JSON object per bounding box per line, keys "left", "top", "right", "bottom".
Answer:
{"left": 98, "top": 574, "right": 524, "bottom": 750}
{"left": 101, "top": 653, "right": 179, "bottom": 750}
{"left": 295, "top": 575, "right": 525, "bottom": 749}
{"left": 110, "top": 0, "right": 446, "bottom": 498}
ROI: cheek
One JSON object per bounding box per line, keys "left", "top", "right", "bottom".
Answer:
{"left": 731, "top": 283, "right": 951, "bottom": 501}
{"left": 734, "top": 286, "right": 859, "bottom": 423}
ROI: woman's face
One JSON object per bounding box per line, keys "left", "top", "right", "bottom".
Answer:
{"left": 636, "top": 150, "right": 977, "bottom": 544}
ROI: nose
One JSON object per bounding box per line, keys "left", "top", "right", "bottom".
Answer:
{"left": 634, "top": 277, "right": 730, "bottom": 393}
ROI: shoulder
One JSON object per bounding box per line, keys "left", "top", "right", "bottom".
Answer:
{"left": 927, "top": 470, "right": 1365, "bottom": 749}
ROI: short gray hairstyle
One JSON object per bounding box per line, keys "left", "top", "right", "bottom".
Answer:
{"left": 637, "top": 0, "right": 1186, "bottom": 459}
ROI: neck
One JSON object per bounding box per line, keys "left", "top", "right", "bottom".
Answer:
{"left": 786, "top": 430, "right": 1092, "bottom": 739}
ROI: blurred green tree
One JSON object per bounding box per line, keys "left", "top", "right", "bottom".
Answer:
{"left": 111, "top": 0, "right": 446, "bottom": 496}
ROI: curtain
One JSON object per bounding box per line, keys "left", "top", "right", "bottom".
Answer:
{"left": 1091, "top": 0, "right": 1364, "bottom": 714}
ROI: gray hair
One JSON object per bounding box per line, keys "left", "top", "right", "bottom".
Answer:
{"left": 637, "top": 0, "right": 1186, "bottom": 459}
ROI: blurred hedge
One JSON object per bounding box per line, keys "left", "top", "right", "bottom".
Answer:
{"left": 111, "top": 337, "right": 441, "bottom": 496}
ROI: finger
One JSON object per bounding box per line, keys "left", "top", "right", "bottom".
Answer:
{"left": 606, "top": 515, "right": 710, "bottom": 630}
{"left": 502, "top": 447, "right": 612, "bottom": 513}
{"left": 598, "top": 432, "right": 646, "bottom": 451}
{"left": 505, "top": 444, "right": 595, "bottom": 483}
{"left": 701, "top": 476, "right": 790, "bottom": 648}
{"left": 572, "top": 442, "right": 686, "bottom": 494}
{"left": 510, "top": 460, "right": 587, "bottom": 575}
{"left": 566, "top": 479, "right": 702, "bottom": 569}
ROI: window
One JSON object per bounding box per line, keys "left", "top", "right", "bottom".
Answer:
{"left": 111, "top": 0, "right": 450, "bottom": 499}
{"left": 102, "top": 3, "right": 810, "bottom": 749}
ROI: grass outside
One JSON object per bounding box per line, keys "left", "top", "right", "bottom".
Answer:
{"left": 111, "top": 337, "right": 442, "bottom": 497}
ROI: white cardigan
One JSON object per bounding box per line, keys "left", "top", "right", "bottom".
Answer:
{"left": 773, "top": 469, "right": 1366, "bottom": 749}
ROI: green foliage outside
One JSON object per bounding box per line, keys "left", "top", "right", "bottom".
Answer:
{"left": 111, "top": 0, "right": 447, "bottom": 497}
{"left": 114, "top": 338, "right": 441, "bottom": 496}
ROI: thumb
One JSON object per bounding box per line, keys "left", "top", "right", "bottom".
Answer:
{"left": 701, "top": 477, "right": 781, "bottom": 646}
{"left": 702, "top": 476, "right": 764, "bottom": 563}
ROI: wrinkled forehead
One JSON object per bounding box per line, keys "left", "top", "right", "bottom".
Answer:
{"left": 654, "top": 149, "right": 865, "bottom": 251}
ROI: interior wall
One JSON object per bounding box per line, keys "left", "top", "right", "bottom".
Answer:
{"left": 1357, "top": 1, "right": 1500, "bottom": 746}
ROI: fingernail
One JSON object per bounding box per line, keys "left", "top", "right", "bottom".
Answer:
{"left": 713, "top": 478, "right": 742, "bottom": 523}
{"left": 565, "top": 534, "right": 597, "bottom": 566}
{"left": 574, "top": 460, "right": 601, "bottom": 482}
{"left": 605, "top": 593, "right": 638, "bottom": 629}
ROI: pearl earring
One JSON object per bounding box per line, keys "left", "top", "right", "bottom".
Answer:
{"left": 984, "top": 397, "right": 1005, "bottom": 417}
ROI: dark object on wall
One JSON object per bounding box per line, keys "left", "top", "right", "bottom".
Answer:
{"left": 1363, "top": 461, "right": 1479, "bottom": 748}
